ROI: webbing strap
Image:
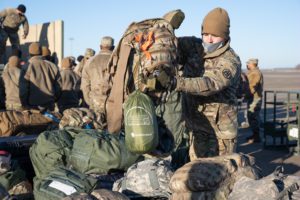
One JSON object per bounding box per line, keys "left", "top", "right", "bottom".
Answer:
{"left": 107, "top": 42, "right": 132, "bottom": 133}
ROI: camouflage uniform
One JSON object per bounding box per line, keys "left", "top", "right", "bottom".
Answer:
{"left": 177, "top": 41, "right": 241, "bottom": 159}
{"left": 74, "top": 48, "right": 95, "bottom": 77}
{"left": 246, "top": 63, "right": 263, "bottom": 140}
{"left": 81, "top": 49, "right": 112, "bottom": 112}
{"left": 0, "top": 8, "right": 29, "bottom": 62}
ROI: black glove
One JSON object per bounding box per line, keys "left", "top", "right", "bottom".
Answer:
{"left": 154, "top": 69, "right": 176, "bottom": 90}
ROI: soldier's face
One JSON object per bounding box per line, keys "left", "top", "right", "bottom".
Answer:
{"left": 202, "top": 34, "right": 224, "bottom": 44}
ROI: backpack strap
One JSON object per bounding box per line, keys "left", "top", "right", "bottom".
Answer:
{"left": 106, "top": 42, "right": 132, "bottom": 134}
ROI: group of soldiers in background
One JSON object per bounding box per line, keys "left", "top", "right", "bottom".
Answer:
{"left": 0, "top": 4, "right": 265, "bottom": 164}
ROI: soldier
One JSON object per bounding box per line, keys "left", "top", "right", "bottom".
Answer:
{"left": 245, "top": 58, "right": 264, "bottom": 143}
{"left": 0, "top": 4, "right": 29, "bottom": 63}
{"left": 81, "top": 36, "right": 114, "bottom": 113}
{"left": 57, "top": 57, "right": 81, "bottom": 113}
{"left": 20, "top": 42, "right": 62, "bottom": 111}
{"left": 42, "top": 46, "right": 54, "bottom": 63}
{"left": 2, "top": 55, "right": 26, "bottom": 110}
{"left": 165, "top": 7, "right": 241, "bottom": 159}
{"left": 74, "top": 48, "right": 95, "bottom": 77}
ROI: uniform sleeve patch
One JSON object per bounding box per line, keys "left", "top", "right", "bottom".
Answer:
{"left": 222, "top": 69, "right": 232, "bottom": 79}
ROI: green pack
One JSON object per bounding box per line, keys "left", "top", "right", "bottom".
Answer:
{"left": 29, "top": 128, "right": 76, "bottom": 178}
{"left": 33, "top": 166, "right": 98, "bottom": 200}
{"left": 0, "top": 160, "right": 27, "bottom": 191}
{"left": 124, "top": 90, "right": 159, "bottom": 154}
{"left": 68, "top": 129, "right": 141, "bottom": 174}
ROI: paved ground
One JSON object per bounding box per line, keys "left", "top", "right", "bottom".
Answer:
{"left": 237, "top": 68, "right": 300, "bottom": 176}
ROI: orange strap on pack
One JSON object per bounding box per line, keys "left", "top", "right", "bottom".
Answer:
{"left": 135, "top": 31, "right": 154, "bottom": 60}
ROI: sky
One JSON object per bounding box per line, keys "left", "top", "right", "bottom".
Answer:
{"left": 1, "top": 0, "right": 300, "bottom": 69}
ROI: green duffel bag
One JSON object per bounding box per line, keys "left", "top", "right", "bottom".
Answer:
{"left": 33, "top": 166, "right": 98, "bottom": 200}
{"left": 68, "top": 129, "right": 142, "bottom": 174}
{"left": 29, "top": 128, "right": 76, "bottom": 179}
{"left": 124, "top": 90, "right": 159, "bottom": 154}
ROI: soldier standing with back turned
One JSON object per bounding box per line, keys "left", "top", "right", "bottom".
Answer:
{"left": 174, "top": 8, "right": 241, "bottom": 159}
{"left": 81, "top": 36, "right": 114, "bottom": 113}
{"left": 245, "top": 58, "right": 263, "bottom": 143}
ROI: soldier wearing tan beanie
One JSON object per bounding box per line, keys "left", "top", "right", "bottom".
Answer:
{"left": 175, "top": 7, "right": 242, "bottom": 159}
{"left": 2, "top": 56, "right": 25, "bottom": 110}
{"left": 29, "top": 42, "right": 41, "bottom": 56}
{"left": 22, "top": 42, "right": 62, "bottom": 111}
{"left": 57, "top": 57, "right": 81, "bottom": 113}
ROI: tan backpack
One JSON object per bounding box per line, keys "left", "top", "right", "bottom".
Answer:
{"left": 105, "top": 17, "right": 179, "bottom": 133}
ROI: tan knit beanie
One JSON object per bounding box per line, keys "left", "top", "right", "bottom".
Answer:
{"left": 29, "top": 42, "right": 41, "bottom": 55}
{"left": 8, "top": 56, "right": 20, "bottom": 68}
{"left": 202, "top": 7, "right": 230, "bottom": 39}
{"left": 61, "top": 57, "right": 72, "bottom": 69}
{"left": 42, "top": 46, "right": 51, "bottom": 57}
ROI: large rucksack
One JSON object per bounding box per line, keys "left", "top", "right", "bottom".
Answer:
{"left": 33, "top": 166, "right": 98, "bottom": 200}
{"left": 169, "top": 153, "right": 261, "bottom": 200}
{"left": 105, "top": 15, "right": 181, "bottom": 134}
{"left": 68, "top": 129, "right": 141, "bottom": 174}
{"left": 113, "top": 158, "right": 173, "bottom": 198}
{"left": 0, "top": 109, "right": 61, "bottom": 136}
{"left": 228, "top": 166, "right": 300, "bottom": 200}
{"left": 124, "top": 90, "right": 158, "bottom": 154}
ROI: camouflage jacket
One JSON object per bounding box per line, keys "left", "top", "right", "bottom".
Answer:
{"left": 2, "top": 65, "right": 26, "bottom": 106}
{"left": 177, "top": 41, "right": 241, "bottom": 133}
{"left": 0, "top": 8, "right": 29, "bottom": 36}
{"left": 81, "top": 50, "right": 112, "bottom": 112}
{"left": 57, "top": 68, "right": 81, "bottom": 109}
{"left": 21, "top": 56, "right": 62, "bottom": 109}
{"left": 246, "top": 68, "right": 263, "bottom": 99}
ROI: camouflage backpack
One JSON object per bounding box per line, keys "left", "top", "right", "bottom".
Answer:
{"left": 113, "top": 158, "right": 174, "bottom": 198}
{"left": 91, "top": 189, "right": 130, "bottom": 200}
{"left": 105, "top": 10, "right": 184, "bottom": 134}
{"left": 169, "top": 153, "right": 261, "bottom": 200}
{"left": 59, "top": 108, "right": 106, "bottom": 130}
{"left": 228, "top": 166, "right": 300, "bottom": 200}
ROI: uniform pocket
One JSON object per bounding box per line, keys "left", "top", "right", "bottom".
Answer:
{"left": 216, "top": 106, "right": 238, "bottom": 139}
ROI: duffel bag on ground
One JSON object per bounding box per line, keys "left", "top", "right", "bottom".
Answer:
{"left": 169, "top": 153, "right": 261, "bottom": 200}
{"left": 29, "top": 128, "right": 76, "bottom": 178}
{"left": 113, "top": 158, "right": 173, "bottom": 198}
{"left": 0, "top": 109, "right": 61, "bottom": 137}
{"left": 228, "top": 166, "right": 300, "bottom": 200}
{"left": 59, "top": 108, "right": 106, "bottom": 130}
{"left": 33, "top": 166, "right": 98, "bottom": 200}
{"left": 68, "top": 129, "right": 141, "bottom": 174}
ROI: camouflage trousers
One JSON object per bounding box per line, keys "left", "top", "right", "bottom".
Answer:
{"left": 0, "top": 28, "right": 20, "bottom": 63}
{"left": 189, "top": 130, "right": 237, "bottom": 161}
{"left": 247, "top": 98, "right": 262, "bottom": 133}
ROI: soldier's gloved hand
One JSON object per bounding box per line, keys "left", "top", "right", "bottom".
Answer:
{"left": 154, "top": 69, "right": 176, "bottom": 90}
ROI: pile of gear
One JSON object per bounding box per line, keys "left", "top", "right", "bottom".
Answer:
{"left": 0, "top": 8, "right": 300, "bottom": 200}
